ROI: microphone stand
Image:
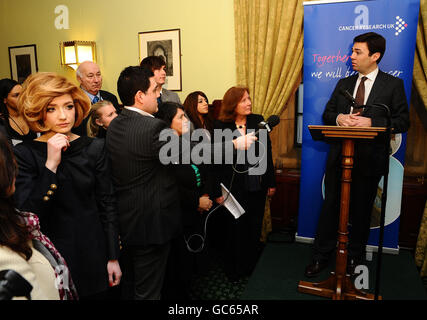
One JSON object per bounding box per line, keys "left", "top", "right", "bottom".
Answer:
{"left": 374, "top": 104, "right": 391, "bottom": 300}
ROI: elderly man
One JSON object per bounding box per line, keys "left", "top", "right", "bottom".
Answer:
{"left": 74, "top": 61, "right": 120, "bottom": 135}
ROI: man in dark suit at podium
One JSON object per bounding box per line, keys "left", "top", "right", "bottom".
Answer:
{"left": 305, "top": 32, "right": 410, "bottom": 277}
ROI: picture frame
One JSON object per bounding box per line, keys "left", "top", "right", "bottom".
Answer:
{"left": 139, "top": 29, "right": 182, "bottom": 91}
{"left": 8, "top": 44, "right": 38, "bottom": 83}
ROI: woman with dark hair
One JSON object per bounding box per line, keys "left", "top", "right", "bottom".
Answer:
{"left": 0, "top": 131, "right": 77, "bottom": 300}
{"left": 0, "top": 78, "right": 37, "bottom": 146}
{"left": 183, "top": 91, "right": 214, "bottom": 135}
{"left": 157, "top": 102, "right": 214, "bottom": 300}
{"left": 214, "top": 86, "right": 276, "bottom": 281}
{"left": 13, "top": 72, "right": 121, "bottom": 299}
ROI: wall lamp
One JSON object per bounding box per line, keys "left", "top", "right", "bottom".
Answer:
{"left": 59, "top": 40, "right": 97, "bottom": 70}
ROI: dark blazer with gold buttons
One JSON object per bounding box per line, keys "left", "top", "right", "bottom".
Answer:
{"left": 13, "top": 136, "right": 119, "bottom": 298}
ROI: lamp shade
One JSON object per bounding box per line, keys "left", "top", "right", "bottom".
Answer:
{"left": 60, "top": 41, "right": 96, "bottom": 70}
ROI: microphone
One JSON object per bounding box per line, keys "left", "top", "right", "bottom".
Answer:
{"left": 339, "top": 88, "right": 358, "bottom": 107}
{"left": 257, "top": 115, "right": 280, "bottom": 133}
{"left": 0, "top": 270, "right": 33, "bottom": 300}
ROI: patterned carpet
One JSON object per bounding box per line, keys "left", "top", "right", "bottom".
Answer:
{"left": 188, "top": 252, "right": 249, "bottom": 300}
{"left": 187, "top": 231, "right": 294, "bottom": 300}
{"left": 188, "top": 242, "right": 427, "bottom": 300}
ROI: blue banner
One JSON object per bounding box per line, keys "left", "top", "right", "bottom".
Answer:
{"left": 297, "top": 0, "right": 419, "bottom": 251}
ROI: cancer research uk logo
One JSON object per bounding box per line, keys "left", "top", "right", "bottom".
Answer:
{"left": 337, "top": 4, "right": 408, "bottom": 37}
{"left": 395, "top": 16, "right": 408, "bottom": 36}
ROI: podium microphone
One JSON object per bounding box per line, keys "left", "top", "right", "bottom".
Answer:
{"left": 339, "top": 88, "right": 358, "bottom": 107}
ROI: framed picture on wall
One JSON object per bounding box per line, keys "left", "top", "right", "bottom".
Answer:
{"left": 139, "top": 29, "right": 182, "bottom": 91}
{"left": 8, "top": 44, "right": 38, "bottom": 83}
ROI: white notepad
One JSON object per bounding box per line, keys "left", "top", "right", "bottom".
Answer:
{"left": 220, "top": 183, "right": 245, "bottom": 219}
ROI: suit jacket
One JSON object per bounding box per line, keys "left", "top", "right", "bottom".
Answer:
{"left": 323, "top": 69, "right": 410, "bottom": 176}
{"left": 161, "top": 88, "right": 181, "bottom": 104}
{"left": 100, "top": 90, "right": 121, "bottom": 112}
{"left": 106, "top": 108, "right": 182, "bottom": 247}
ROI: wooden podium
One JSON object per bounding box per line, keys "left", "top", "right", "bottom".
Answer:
{"left": 297, "top": 125, "right": 386, "bottom": 300}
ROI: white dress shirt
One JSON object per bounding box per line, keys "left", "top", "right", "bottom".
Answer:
{"left": 124, "top": 106, "right": 154, "bottom": 117}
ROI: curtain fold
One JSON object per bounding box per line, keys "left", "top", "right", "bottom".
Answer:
{"left": 413, "top": 0, "right": 427, "bottom": 112}
{"left": 413, "top": 0, "right": 427, "bottom": 277}
{"left": 234, "top": 0, "right": 304, "bottom": 119}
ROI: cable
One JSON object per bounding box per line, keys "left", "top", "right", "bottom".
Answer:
{"left": 230, "top": 139, "right": 266, "bottom": 174}
{"left": 184, "top": 139, "right": 266, "bottom": 253}
{"left": 184, "top": 168, "right": 236, "bottom": 253}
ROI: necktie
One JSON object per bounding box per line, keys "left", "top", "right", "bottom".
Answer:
{"left": 92, "top": 95, "right": 100, "bottom": 104}
{"left": 353, "top": 76, "right": 367, "bottom": 113}
{"left": 157, "top": 93, "right": 162, "bottom": 106}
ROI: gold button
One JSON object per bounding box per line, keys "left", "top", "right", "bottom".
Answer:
{"left": 47, "top": 190, "right": 54, "bottom": 196}
{"left": 43, "top": 196, "right": 50, "bottom": 202}
{"left": 50, "top": 184, "right": 57, "bottom": 190}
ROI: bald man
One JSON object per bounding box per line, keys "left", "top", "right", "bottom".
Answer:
{"left": 74, "top": 61, "right": 120, "bottom": 135}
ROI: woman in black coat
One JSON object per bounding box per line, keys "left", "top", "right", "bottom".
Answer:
{"left": 157, "top": 102, "right": 214, "bottom": 299}
{"left": 214, "top": 86, "right": 276, "bottom": 281}
{"left": 13, "top": 72, "right": 121, "bottom": 299}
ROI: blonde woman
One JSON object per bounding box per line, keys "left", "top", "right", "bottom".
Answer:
{"left": 87, "top": 100, "right": 118, "bottom": 138}
{"left": 13, "top": 72, "right": 121, "bottom": 299}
